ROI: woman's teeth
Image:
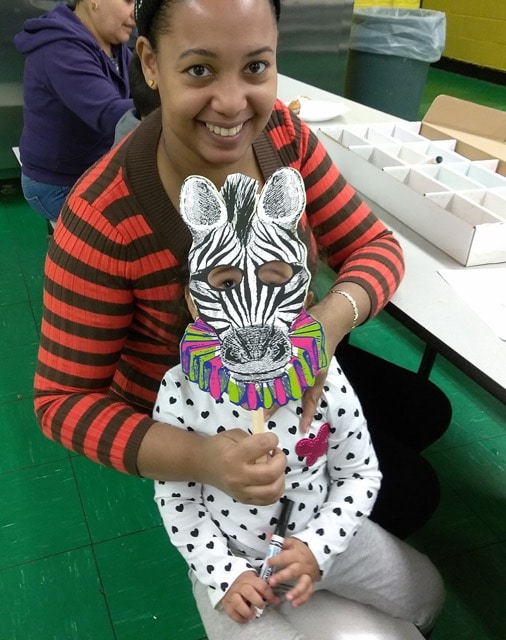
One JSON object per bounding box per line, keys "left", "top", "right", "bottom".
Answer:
{"left": 206, "top": 123, "right": 243, "bottom": 137}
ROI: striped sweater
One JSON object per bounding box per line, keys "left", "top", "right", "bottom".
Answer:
{"left": 34, "top": 100, "right": 404, "bottom": 475}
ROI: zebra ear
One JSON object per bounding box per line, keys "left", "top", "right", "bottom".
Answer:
{"left": 257, "top": 167, "right": 306, "bottom": 229}
{"left": 180, "top": 175, "right": 228, "bottom": 238}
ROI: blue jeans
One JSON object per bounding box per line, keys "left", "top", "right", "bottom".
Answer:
{"left": 21, "top": 174, "right": 71, "bottom": 223}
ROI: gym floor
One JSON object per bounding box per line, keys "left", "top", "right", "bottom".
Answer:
{"left": 0, "top": 65, "right": 505, "bottom": 639}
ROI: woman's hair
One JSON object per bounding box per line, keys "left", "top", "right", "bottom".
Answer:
{"left": 135, "top": 0, "right": 280, "bottom": 46}
{"left": 128, "top": 51, "right": 161, "bottom": 118}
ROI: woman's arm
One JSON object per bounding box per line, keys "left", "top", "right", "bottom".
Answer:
{"left": 270, "top": 102, "right": 404, "bottom": 334}
{"left": 34, "top": 179, "right": 286, "bottom": 502}
{"left": 44, "top": 40, "right": 133, "bottom": 134}
{"left": 138, "top": 421, "right": 286, "bottom": 502}
{"left": 269, "top": 104, "right": 405, "bottom": 428}
{"left": 301, "top": 125, "right": 404, "bottom": 317}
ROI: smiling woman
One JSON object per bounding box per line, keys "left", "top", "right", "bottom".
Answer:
{"left": 14, "top": 0, "right": 135, "bottom": 222}
{"left": 135, "top": 0, "right": 280, "bottom": 193}
{"left": 32, "top": 1, "right": 448, "bottom": 637}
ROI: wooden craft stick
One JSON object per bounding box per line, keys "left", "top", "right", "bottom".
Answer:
{"left": 251, "top": 407, "right": 268, "bottom": 463}
{"left": 251, "top": 407, "right": 265, "bottom": 434}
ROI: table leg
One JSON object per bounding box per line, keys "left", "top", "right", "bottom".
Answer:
{"left": 418, "top": 345, "right": 437, "bottom": 377}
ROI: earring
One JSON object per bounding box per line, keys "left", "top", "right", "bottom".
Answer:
{"left": 148, "top": 79, "right": 157, "bottom": 89}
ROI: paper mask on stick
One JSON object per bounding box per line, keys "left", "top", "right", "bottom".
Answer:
{"left": 179, "top": 167, "right": 328, "bottom": 410}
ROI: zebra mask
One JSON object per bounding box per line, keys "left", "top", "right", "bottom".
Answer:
{"left": 179, "top": 167, "right": 328, "bottom": 410}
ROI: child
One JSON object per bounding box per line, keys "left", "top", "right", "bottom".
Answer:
{"left": 113, "top": 51, "right": 160, "bottom": 145}
{"left": 154, "top": 168, "right": 444, "bottom": 639}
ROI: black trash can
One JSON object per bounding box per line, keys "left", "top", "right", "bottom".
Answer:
{"left": 344, "top": 8, "right": 446, "bottom": 120}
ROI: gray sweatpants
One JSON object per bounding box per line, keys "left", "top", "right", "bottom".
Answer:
{"left": 191, "top": 519, "right": 445, "bottom": 640}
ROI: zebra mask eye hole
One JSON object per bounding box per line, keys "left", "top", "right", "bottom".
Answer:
{"left": 257, "top": 261, "right": 294, "bottom": 285}
{"left": 206, "top": 261, "right": 294, "bottom": 290}
{"left": 207, "top": 266, "right": 243, "bottom": 289}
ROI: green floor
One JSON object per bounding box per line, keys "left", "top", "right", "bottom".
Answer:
{"left": 418, "top": 66, "right": 506, "bottom": 119}
{"left": 1, "top": 66, "right": 505, "bottom": 640}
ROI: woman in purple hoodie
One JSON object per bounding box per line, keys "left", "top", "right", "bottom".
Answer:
{"left": 14, "top": 0, "right": 135, "bottom": 223}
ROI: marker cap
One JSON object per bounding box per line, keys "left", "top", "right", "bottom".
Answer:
{"left": 274, "top": 498, "right": 294, "bottom": 537}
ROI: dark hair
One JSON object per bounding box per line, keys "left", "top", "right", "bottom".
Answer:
{"left": 128, "top": 51, "right": 161, "bottom": 118}
{"left": 135, "top": 0, "right": 280, "bottom": 44}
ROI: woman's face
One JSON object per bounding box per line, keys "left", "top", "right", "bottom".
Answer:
{"left": 96, "top": 0, "right": 136, "bottom": 45}
{"left": 139, "top": 0, "right": 278, "bottom": 172}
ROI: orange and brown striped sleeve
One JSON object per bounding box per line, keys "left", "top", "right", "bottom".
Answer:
{"left": 34, "top": 152, "right": 183, "bottom": 474}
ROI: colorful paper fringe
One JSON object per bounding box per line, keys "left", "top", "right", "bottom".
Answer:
{"left": 180, "top": 310, "right": 328, "bottom": 410}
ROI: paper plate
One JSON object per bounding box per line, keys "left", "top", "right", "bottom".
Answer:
{"left": 288, "top": 96, "right": 348, "bottom": 122}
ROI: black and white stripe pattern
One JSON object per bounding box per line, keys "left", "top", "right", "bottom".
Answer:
{"left": 179, "top": 168, "right": 309, "bottom": 381}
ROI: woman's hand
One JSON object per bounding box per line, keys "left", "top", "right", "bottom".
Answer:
{"left": 138, "top": 423, "right": 286, "bottom": 504}
{"left": 300, "top": 282, "right": 371, "bottom": 432}
{"left": 267, "top": 536, "right": 320, "bottom": 607}
{"left": 202, "top": 429, "right": 287, "bottom": 505}
{"left": 299, "top": 296, "right": 342, "bottom": 433}
{"left": 221, "top": 571, "right": 280, "bottom": 622}
{"left": 299, "top": 367, "right": 330, "bottom": 433}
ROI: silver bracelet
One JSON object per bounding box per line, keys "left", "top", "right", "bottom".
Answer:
{"left": 330, "top": 289, "right": 359, "bottom": 332}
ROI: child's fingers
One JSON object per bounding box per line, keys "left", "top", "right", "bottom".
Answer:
{"left": 268, "top": 559, "right": 303, "bottom": 586}
{"left": 285, "top": 574, "right": 314, "bottom": 607}
{"left": 269, "top": 538, "right": 320, "bottom": 583}
{"left": 225, "top": 592, "right": 256, "bottom": 623}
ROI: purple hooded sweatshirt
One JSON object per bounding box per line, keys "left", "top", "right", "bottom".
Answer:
{"left": 14, "top": 4, "right": 133, "bottom": 186}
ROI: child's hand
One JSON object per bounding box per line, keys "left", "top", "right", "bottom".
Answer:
{"left": 267, "top": 536, "right": 320, "bottom": 607}
{"left": 221, "top": 571, "right": 280, "bottom": 622}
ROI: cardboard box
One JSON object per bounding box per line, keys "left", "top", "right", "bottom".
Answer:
{"left": 316, "top": 97, "right": 506, "bottom": 266}
{"left": 420, "top": 95, "right": 506, "bottom": 177}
